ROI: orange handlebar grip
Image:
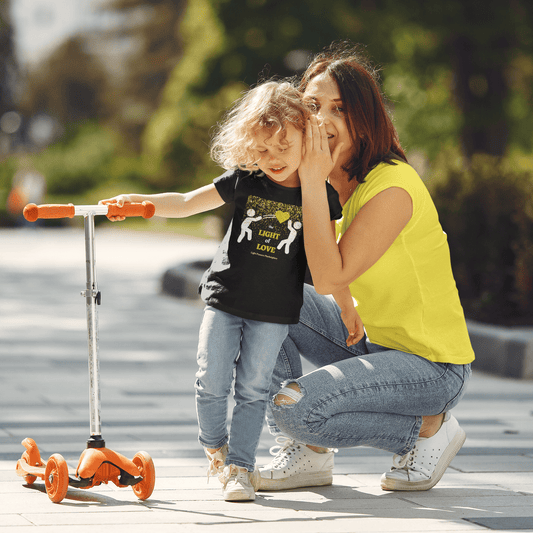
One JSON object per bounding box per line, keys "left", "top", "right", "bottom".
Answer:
{"left": 23, "top": 203, "right": 75, "bottom": 222}
{"left": 107, "top": 201, "right": 155, "bottom": 219}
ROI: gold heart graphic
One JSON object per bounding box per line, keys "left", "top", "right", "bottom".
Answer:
{"left": 275, "top": 211, "right": 290, "bottom": 224}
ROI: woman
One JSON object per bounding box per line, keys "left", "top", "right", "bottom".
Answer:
{"left": 259, "top": 42, "right": 475, "bottom": 492}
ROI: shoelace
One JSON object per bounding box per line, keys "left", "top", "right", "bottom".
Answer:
{"left": 392, "top": 449, "right": 415, "bottom": 470}
{"left": 267, "top": 436, "right": 337, "bottom": 469}
{"left": 268, "top": 436, "right": 302, "bottom": 468}
{"left": 205, "top": 448, "right": 225, "bottom": 483}
{"left": 206, "top": 461, "right": 220, "bottom": 481}
{"left": 391, "top": 445, "right": 432, "bottom": 477}
{"left": 219, "top": 465, "right": 248, "bottom": 489}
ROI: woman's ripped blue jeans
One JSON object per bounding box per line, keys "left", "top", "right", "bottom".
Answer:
{"left": 267, "top": 284, "right": 471, "bottom": 456}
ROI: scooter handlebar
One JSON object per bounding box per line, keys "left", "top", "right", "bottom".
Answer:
{"left": 23, "top": 202, "right": 156, "bottom": 222}
{"left": 106, "top": 202, "right": 156, "bottom": 219}
{"left": 23, "top": 203, "right": 75, "bottom": 221}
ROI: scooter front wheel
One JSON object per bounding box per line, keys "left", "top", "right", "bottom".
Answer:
{"left": 132, "top": 451, "right": 155, "bottom": 500}
{"left": 44, "top": 454, "right": 69, "bottom": 503}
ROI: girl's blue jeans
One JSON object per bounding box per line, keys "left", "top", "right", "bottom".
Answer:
{"left": 195, "top": 306, "right": 288, "bottom": 471}
{"left": 267, "top": 284, "right": 472, "bottom": 456}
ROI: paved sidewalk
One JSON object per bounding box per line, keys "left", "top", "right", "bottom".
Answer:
{"left": 1, "top": 227, "right": 533, "bottom": 532}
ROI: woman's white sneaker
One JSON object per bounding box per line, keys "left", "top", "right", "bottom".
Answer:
{"left": 259, "top": 436, "right": 334, "bottom": 490}
{"left": 381, "top": 412, "right": 466, "bottom": 491}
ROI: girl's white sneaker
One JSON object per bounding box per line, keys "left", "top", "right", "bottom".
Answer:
{"left": 204, "top": 443, "right": 228, "bottom": 480}
{"left": 220, "top": 464, "right": 260, "bottom": 501}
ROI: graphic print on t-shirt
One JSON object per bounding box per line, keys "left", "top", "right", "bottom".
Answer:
{"left": 238, "top": 195, "right": 303, "bottom": 260}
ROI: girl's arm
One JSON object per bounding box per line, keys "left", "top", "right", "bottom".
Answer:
{"left": 99, "top": 183, "right": 225, "bottom": 221}
{"left": 299, "top": 116, "right": 412, "bottom": 295}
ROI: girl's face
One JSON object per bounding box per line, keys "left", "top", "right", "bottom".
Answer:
{"left": 303, "top": 73, "right": 353, "bottom": 167}
{"left": 252, "top": 123, "right": 302, "bottom": 188}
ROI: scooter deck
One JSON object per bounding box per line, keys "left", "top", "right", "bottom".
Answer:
{"left": 16, "top": 457, "right": 77, "bottom": 479}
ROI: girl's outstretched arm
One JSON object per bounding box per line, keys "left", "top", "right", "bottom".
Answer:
{"left": 99, "top": 183, "right": 225, "bottom": 221}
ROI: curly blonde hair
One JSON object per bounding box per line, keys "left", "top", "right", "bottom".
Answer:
{"left": 210, "top": 80, "right": 309, "bottom": 170}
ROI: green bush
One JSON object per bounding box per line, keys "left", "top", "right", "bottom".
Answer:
{"left": 431, "top": 153, "right": 533, "bottom": 325}
{"left": 32, "top": 122, "right": 116, "bottom": 195}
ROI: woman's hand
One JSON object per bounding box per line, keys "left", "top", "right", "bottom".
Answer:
{"left": 340, "top": 305, "right": 365, "bottom": 346}
{"left": 300, "top": 115, "right": 344, "bottom": 186}
{"left": 99, "top": 194, "right": 134, "bottom": 221}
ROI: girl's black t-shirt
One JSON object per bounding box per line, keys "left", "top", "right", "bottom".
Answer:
{"left": 199, "top": 169, "right": 342, "bottom": 324}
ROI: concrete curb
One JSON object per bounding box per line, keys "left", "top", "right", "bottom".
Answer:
{"left": 466, "top": 320, "right": 533, "bottom": 379}
{"left": 161, "top": 262, "right": 533, "bottom": 380}
{"left": 161, "top": 260, "right": 211, "bottom": 301}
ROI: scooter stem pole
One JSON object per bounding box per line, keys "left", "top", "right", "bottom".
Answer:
{"left": 83, "top": 212, "right": 104, "bottom": 447}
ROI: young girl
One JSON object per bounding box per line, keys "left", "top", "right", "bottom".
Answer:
{"left": 100, "top": 80, "right": 355, "bottom": 501}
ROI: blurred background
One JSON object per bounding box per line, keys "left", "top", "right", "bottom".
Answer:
{"left": 1, "top": 0, "right": 532, "bottom": 325}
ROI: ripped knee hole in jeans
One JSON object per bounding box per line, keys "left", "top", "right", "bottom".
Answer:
{"left": 274, "top": 382, "right": 303, "bottom": 406}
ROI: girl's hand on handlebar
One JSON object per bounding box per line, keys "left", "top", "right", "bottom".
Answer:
{"left": 99, "top": 195, "right": 133, "bottom": 222}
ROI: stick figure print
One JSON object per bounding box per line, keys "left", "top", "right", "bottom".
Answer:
{"left": 277, "top": 220, "right": 302, "bottom": 254}
{"left": 237, "top": 208, "right": 262, "bottom": 243}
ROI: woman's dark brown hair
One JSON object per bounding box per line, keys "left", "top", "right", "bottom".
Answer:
{"left": 300, "top": 41, "right": 407, "bottom": 184}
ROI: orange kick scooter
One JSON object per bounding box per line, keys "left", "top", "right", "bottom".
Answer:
{"left": 16, "top": 201, "right": 157, "bottom": 503}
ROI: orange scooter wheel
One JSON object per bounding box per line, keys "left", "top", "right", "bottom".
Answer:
{"left": 24, "top": 474, "right": 37, "bottom": 485}
{"left": 131, "top": 451, "right": 155, "bottom": 500}
{"left": 44, "top": 454, "right": 69, "bottom": 503}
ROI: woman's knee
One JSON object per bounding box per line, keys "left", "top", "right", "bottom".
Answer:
{"left": 273, "top": 382, "right": 303, "bottom": 406}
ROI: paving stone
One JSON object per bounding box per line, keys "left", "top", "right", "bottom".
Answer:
{"left": 464, "top": 516, "right": 533, "bottom": 530}
{"left": 2, "top": 228, "right": 532, "bottom": 532}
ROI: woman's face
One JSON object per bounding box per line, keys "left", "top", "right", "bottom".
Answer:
{"left": 303, "top": 73, "right": 353, "bottom": 167}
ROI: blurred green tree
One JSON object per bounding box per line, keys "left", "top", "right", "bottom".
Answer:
{"left": 141, "top": 0, "right": 350, "bottom": 189}
{"left": 16, "top": 0, "right": 533, "bottom": 198}
{"left": 346, "top": 0, "right": 533, "bottom": 158}
{"left": 0, "top": 0, "right": 16, "bottom": 116}
{"left": 19, "top": 36, "right": 111, "bottom": 123}
{"left": 142, "top": 0, "right": 533, "bottom": 190}
{"left": 99, "top": 0, "right": 187, "bottom": 151}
